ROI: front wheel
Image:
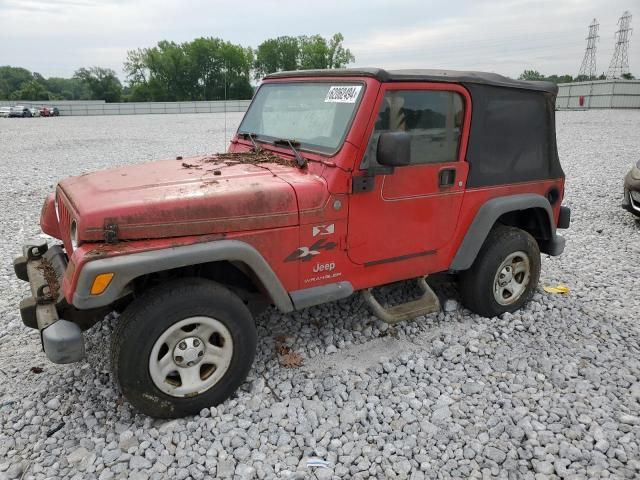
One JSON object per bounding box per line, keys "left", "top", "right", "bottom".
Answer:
{"left": 459, "top": 225, "right": 541, "bottom": 317}
{"left": 111, "top": 278, "right": 257, "bottom": 418}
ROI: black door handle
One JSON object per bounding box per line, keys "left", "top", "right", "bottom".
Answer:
{"left": 439, "top": 168, "right": 456, "bottom": 187}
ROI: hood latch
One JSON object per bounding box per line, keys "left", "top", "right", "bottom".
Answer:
{"left": 104, "top": 223, "right": 119, "bottom": 244}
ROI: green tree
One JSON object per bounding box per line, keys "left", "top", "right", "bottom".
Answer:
{"left": 74, "top": 67, "right": 122, "bottom": 102}
{"left": 10, "top": 80, "right": 50, "bottom": 100}
{"left": 298, "top": 35, "right": 330, "bottom": 69}
{"left": 0, "top": 66, "right": 33, "bottom": 99}
{"left": 45, "top": 77, "right": 89, "bottom": 100}
{"left": 621, "top": 72, "right": 635, "bottom": 80}
{"left": 327, "top": 33, "right": 355, "bottom": 68}
{"left": 518, "top": 70, "right": 545, "bottom": 81}
{"left": 545, "top": 74, "right": 574, "bottom": 84}
{"left": 125, "top": 37, "right": 254, "bottom": 102}
{"left": 254, "top": 36, "right": 299, "bottom": 79}
{"left": 253, "top": 33, "right": 355, "bottom": 78}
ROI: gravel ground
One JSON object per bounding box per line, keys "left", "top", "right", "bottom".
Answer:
{"left": 1, "top": 110, "right": 639, "bottom": 480}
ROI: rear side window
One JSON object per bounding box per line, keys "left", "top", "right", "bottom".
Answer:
{"left": 361, "top": 89, "right": 464, "bottom": 169}
{"left": 464, "top": 84, "right": 562, "bottom": 187}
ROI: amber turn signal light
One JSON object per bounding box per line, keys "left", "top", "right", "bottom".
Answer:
{"left": 90, "top": 273, "right": 114, "bottom": 295}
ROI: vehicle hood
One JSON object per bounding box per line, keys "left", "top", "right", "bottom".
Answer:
{"left": 57, "top": 154, "right": 321, "bottom": 242}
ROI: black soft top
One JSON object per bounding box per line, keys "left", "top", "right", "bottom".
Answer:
{"left": 265, "top": 67, "right": 563, "bottom": 187}
{"left": 264, "top": 68, "right": 557, "bottom": 94}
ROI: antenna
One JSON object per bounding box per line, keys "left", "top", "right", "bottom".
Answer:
{"left": 578, "top": 19, "right": 599, "bottom": 79}
{"left": 223, "top": 62, "right": 228, "bottom": 151}
{"left": 607, "top": 11, "right": 633, "bottom": 79}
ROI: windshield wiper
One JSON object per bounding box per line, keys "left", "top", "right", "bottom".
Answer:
{"left": 238, "top": 132, "right": 261, "bottom": 152}
{"left": 273, "top": 138, "right": 307, "bottom": 168}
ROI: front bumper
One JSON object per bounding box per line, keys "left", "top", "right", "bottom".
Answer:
{"left": 622, "top": 171, "right": 640, "bottom": 216}
{"left": 14, "top": 241, "right": 85, "bottom": 364}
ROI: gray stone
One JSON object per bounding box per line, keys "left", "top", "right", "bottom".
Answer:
{"left": 118, "top": 430, "right": 138, "bottom": 450}
{"left": 443, "top": 299, "right": 458, "bottom": 312}
{"left": 98, "top": 469, "right": 115, "bottom": 480}
{"left": 533, "top": 461, "right": 555, "bottom": 474}
{"left": 102, "top": 448, "right": 121, "bottom": 465}
{"left": 217, "top": 457, "right": 235, "bottom": 478}
{"left": 67, "top": 447, "right": 90, "bottom": 464}
{"left": 442, "top": 344, "right": 465, "bottom": 362}
{"left": 130, "top": 456, "right": 152, "bottom": 470}
{"left": 45, "top": 398, "right": 61, "bottom": 410}
{"left": 461, "top": 382, "right": 484, "bottom": 395}
{"left": 235, "top": 464, "right": 256, "bottom": 478}
{"left": 619, "top": 414, "right": 639, "bottom": 425}
{"left": 483, "top": 446, "right": 506, "bottom": 464}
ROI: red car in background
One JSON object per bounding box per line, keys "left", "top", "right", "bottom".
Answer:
{"left": 38, "top": 106, "right": 60, "bottom": 117}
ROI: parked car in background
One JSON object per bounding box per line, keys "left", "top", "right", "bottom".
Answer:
{"left": 0, "top": 107, "right": 11, "bottom": 118}
{"left": 9, "top": 106, "right": 32, "bottom": 117}
{"left": 39, "top": 107, "right": 51, "bottom": 117}
{"left": 50, "top": 106, "right": 60, "bottom": 116}
{"left": 622, "top": 160, "right": 640, "bottom": 217}
{"left": 29, "top": 107, "right": 41, "bottom": 117}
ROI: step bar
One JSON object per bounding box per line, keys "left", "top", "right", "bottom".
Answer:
{"left": 361, "top": 276, "right": 441, "bottom": 324}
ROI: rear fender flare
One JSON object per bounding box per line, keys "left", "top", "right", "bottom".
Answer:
{"left": 72, "top": 240, "right": 294, "bottom": 312}
{"left": 449, "top": 194, "right": 555, "bottom": 271}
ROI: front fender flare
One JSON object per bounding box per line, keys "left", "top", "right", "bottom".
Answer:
{"left": 72, "top": 239, "right": 294, "bottom": 313}
{"left": 449, "top": 194, "right": 559, "bottom": 271}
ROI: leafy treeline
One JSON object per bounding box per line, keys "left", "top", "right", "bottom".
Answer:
{"left": 518, "top": 70, "right": 635, "bottom": 82}
{"left": 254, "top": 34, "right": 355, "bottom": 79}
{"left": 0, "top": 33, "right": 354, "bottom": 102}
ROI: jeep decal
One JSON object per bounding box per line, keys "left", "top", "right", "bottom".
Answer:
{"left": 284, "top": 239, "right": 337, "bottom": 262}
{"left": 312, "top": 223, "right": 335, "bottom": 237}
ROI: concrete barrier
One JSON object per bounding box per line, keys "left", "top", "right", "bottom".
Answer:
{"left": 0, "top": 100, "right": 251, "bottom": 116}
{"left": 556, "top": 80, "right": 640, "bottom": 110}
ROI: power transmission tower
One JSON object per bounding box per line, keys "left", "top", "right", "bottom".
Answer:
{"left": 606, "top": 11, "right": 633, "bottom": 79}
{"left": 578, "top": 19, "right": 599, "bottom": 79}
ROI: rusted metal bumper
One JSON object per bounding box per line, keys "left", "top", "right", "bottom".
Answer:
{"left": 14, "top": 241, "right": 85, "bottom": 364}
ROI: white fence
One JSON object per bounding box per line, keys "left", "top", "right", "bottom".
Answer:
{"left": 0, "top": 100, "right": 251, "bottom": 116}
{"left": 556, "top": 80, "right": 640, "bottom": 109}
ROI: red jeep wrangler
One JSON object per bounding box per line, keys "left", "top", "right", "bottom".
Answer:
{"left": 14, "top": 68, "right": 570, "bottom": 417}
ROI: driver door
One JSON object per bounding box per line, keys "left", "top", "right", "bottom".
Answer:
{"left": 347, "top": 83, "right": 470, "bottom": 269}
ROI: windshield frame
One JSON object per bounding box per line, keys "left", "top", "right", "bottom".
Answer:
{"left": 238, "top": 80, "right": 367, "bottom": 157}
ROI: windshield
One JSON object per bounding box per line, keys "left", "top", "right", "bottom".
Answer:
{"left": 238, "top": 82, "right": 364, "bottom": 154}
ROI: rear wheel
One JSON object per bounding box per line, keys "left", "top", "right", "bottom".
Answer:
{"left": 111, "top": 278, "right": 256, "bottom": 418}
{"left": 459, "top": 225, "right": 540, "bottom": 317}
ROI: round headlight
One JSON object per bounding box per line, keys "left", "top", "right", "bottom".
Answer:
{"left": 70, "top": 219, "right": 78, "bottom": 249}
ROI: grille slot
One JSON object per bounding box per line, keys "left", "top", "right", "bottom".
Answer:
{"left": 56, "top": 192, "right": 74, "bottom": 254}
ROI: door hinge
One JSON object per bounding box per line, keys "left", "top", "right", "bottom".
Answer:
{"left": 352, "top": 175, "right": 375, "bottom": 193}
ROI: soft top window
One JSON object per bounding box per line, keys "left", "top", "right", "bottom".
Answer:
{"left": 464, "top": 84, "right": 563, "bottom": 187}
{"left": 362, "top": 89, "right": 464, "bottom": 169}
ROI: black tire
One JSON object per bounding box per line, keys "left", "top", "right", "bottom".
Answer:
{"left": 459, "top": 225, "right": 541, "bottom": 318}
{"left": 111, "top": 278, "right": 256, "bottom": 418}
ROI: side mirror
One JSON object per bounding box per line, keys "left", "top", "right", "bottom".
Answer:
{"left": 376, "top": 131, "right": 411, "bottom": 167}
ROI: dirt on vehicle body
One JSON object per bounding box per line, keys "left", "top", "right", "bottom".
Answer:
{"left": 14, "top": 68, "right": 570, "bottom": 417}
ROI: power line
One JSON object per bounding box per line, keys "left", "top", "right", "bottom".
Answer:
{"left": 578, "top": 19, "right": 599, "bottom": 79}
{"left": 606, "top": 11, "right": 633, "bottom": 79}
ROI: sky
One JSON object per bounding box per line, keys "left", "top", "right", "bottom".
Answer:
{"left": 0, "top": 0, "right": 638, "bottom": 81}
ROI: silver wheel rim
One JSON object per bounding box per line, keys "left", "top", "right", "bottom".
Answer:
{"left": 493, "top": 251, "right": 531, "bottom": 306}
{"left": 148, "top": 316, "right": 233, "bottom": 398}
